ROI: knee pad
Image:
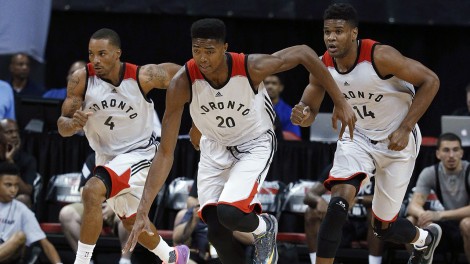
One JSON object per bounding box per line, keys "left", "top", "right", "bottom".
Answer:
{"left": 217, "top": 204, "right": 259, "bottom": 232}
{"left": 317, "top": 197, "right": 350, "bottom": 258}
{"left": 94, "top": 166, "right": 112, "bottom": 198}
{"left": 373, "top": 217, "right": 416, "bottom": 244}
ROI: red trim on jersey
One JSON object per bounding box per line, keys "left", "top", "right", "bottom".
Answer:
{"left": 96, "top": 165, "right": 131, "bottom": 198}
{"left": 372, "top": 210, "right": 398, "bottom": 223}
{"left": 186, "top": 52, "right": 247, "bottom": 83}
{"left": 198, "top": 202, "right": 217, "bottom": 222}
{"left": 321, "top": 52, "right": 334, "bottom": 67}
{"left": 357, "top": 39, "right": 376, "bottom": 63}
{"left": 218, "top": 181, "right": 262, "bottom": 214}
{"left": 229, "top": 52, "right": 246, "bottom": 77}
{"left": 323, "top": 172, "right": 366, "bottom": 191}
{"left": 119, "top": 212, "right": 136, "bottom": 220}
{"left": 87, "top": 63, "right": 95, "bottom": 76}
{"left": 86, "top": 62, "right": 138, "bottom": 80}
{"left": 123, "top": 63, "right": 138, "bottom": 80}
{"left": 321, "top": 39, "right": 378, "bottom": 66}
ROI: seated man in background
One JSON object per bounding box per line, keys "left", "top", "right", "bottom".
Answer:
{"left": 304, "top": 164, "right": 384, "bottom": 264}
{"left": 0, "top": 118, "right": 38, "bottom": 208}
{"left": 59, "top": 153, "right": 132, "bottom": 264}
{"left": 407, "top": 132, "right": 470, "bottom": 262}
{"left": 264, "top": 74, "right": 302, "bottom": 140}
{"left": 0, "top": 161, "right": 61, "bottom": 264}
{"left": 43, "top": 60, "right": 86, "bottom": 100}
{"left": 8, "top": 53, "right": 44, "bottom": 97}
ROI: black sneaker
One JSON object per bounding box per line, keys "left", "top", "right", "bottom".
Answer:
{"left": 253, "top": 213, "right": 278, "bottom": 264}
{"left": 408, "top": 223, "right": 442, "bottom": 264}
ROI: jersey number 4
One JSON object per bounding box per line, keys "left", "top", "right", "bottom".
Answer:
{"left": 353, "top": 105, "right": 375, "bottom": 119}
{"left": 104, "top": 116, "right": 115, "bottom": 130}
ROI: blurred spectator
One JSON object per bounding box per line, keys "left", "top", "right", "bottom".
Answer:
{"left": 264, "top": 74, "right": 301, "bottom": 140}
{"left": 59, "top": 153, "right": 132, "bottom": 264}
{"left": 0, "top": 80, "right": 15, "bottom": 120}
{"left": 452, "top": 82, "right": 470, "bottom": 116}
{"left": 0, "top": 119, "right": 38, "bottom": 208}
{"left": 0, "top": 0, "right": 51, "bottom": 87}
{"left": 304, "top": 164, "right": 384, "bottom": 264}
{"left": 43, "top": 60, "right": 86, "bottom": 99}
{"left": 0, "top": 161, "right": 61, "bottom": 264}
{"left": 8, "top": 53, "right": 44, "bottom": 97}
{"left": 407, "top": 132, "right": 470, "bottom": 262}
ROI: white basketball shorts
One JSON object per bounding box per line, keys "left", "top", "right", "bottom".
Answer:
{"left": 197, "top": 130, "right": 276, "bottom": 220}
{"left": 95, "top": 144, "right": 157, "bottom": 219}
{"left": 326, "top": 126, "right": 421, "bottom": 221}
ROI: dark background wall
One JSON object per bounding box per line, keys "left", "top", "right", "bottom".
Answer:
{"left": 44, "top": 6, "right": 470, "bottom": 138}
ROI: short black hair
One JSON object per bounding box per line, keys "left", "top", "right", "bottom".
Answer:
{"left": 91, "top": 28, "right": 121, "bottom": 48}
{"left": 0, "top": 162, "right": 20, "bottom": 177}
{"left": 466, "top": 82, "right": 470, "bottom": 93}
{"left": 323, "top": 3, "right": 358, "bottom": 28}
{"left": 437, "top": 132, "right": 462, "bottom": 149}
{"left": 191, "top": 18, "right": 226, "bottom": 42}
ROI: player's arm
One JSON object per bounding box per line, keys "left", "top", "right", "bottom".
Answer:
{"left": 248, "top": 45, "right": 355, "bottom": 138}
{"left": 57, "top": 68, "right": 87, "bottom": 137}
{"left": 438, "top": 205, "right": 470, "bottom": 221}
{"left": 124, "top": 67, "right": 190, "bottom": 252}
{"left": 39, "top": 238, "right": 62, "bottom": 264}
{"left": 138, "top": 63, "right": 182, "bottom": 94}
{"left": 406, "top": 192, "right": 427, "bottom": 218}
{"left": 139, "top": 67, "right": 189, "bottom": 214}
{"left": 291, "top": 73, "right": 326, "bottom": 127}
{"left": 374, "top": 45, "right": 439, "bottom": 134}
{"left": 304, "top": 181, "right": 327, "bottom": 208}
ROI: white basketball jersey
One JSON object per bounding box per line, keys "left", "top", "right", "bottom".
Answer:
{"left": 322, "top": 39, "right": 415, "bottom": 141}
{"left": 187, "top": 53, "right": 275, "bottom": 146}
{"left": 83, "top": 63, "right": 157, "bottom": 156}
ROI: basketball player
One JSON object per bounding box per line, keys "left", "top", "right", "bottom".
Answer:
{"left": 57, "top": 28, "right": 188, "bottom": 264}
{"left": 123, "top": 18, "right": 356, "bottom": 264}
{"left": 290, "top": 3, "right": 440, "bottom": 264}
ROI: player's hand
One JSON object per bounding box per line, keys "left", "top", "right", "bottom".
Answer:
{"left": 417, "top": 210, "right": 440, "bottom": 227}
{"left": 5, "top": 143, "right": 19, "bottom": 162}
{"left": 101, "top": 203, "right": 114, "bottom": 221}
{"left": 291, "top": 103, "right": 311, "bottom": 126}
{"left": 123, "top": 212, "right": 153, "bottom": 253}
{"left": 189, "top": 125, "right": 201, "bottom": 151}
{"left": 72, "top": 110, "right": 93, "bottom": 131}
{"left": 387, "top": 126, "right": 410, "bottom": 151}
{"left": 332, "top": 102, "right": 356, "bottom": 140}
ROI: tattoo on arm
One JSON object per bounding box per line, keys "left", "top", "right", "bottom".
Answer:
{"left": 144, "top": 65, "right": 168, "bottom": 87}
{"left": 67, "top": 76, "right": 80, "bottom": 93}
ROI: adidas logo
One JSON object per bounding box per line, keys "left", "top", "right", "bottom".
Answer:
{"left": 111, "top": 88, "right": 117, "bottom": 93}
{"left": 344, "top": 81, "right": 350, "bottom": 86}
{"left": 215, "top": 92, "right": 223, "bottom": 97}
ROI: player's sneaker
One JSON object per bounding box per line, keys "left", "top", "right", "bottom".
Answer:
{"left": 253, "top": 213, "right": 278, "bottom": 264}
{"left": 408, "top": 223, "right": 442, "bottom": 264}
{"left": 164, "top": 245, "right": 190, "bottom": 264}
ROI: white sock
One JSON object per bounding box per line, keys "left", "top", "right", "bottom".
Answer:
{"left": 369, "top": 255, "right": 382, "bottom": 264}
{"left": 412, "top": 228, "right": 429, "bottom": 248}
{"left": 309, "top": 252, "right": 316, "bottom": 264}
{"left": 119, "top": 257, "right": 132, "bottom": 264}
{"left": 252, "top": 215, "right": 267, "bottom": 235}
{"left": 74, "top": 241, "right": 96, "bottom": 264}
{"left": 150, "top": 236, "right": 175, "bottom": 263}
